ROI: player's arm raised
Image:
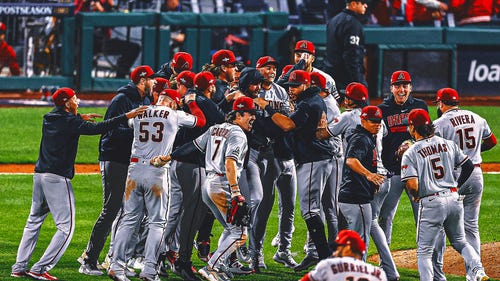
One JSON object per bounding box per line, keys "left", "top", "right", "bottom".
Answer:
{"left": 254, "top": 97, "right": 296, "bottom": 132}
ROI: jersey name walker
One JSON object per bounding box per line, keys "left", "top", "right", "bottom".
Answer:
{"left": 308, "top": 256, "right": 387, "bottom": 281}
{"left": 434, "top": 108, "right": 493, "bottom": 165}
{"left": 194, "top": 122, "right": 248, "bottom": 176}
{"left": 130, "top": 105, "right": 196, "bottom": 159}
{"left": 401, "top": 135, "right": 468, "bottom": 197}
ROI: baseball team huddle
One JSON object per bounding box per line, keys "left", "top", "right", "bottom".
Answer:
{"left": 10, "top": 39, "right": 497, "bottom": 281}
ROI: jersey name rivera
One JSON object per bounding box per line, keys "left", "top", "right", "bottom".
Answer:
{"left": 448, "top": 114, "right": 475, "bottom": 127}
{"left": 329, "top": 261, "right": 384, "bottom": 279}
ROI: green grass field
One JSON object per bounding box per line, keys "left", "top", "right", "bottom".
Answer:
{"left": 0, "top": 174, "right": 499, "bottom": 280}
{"left": 0, "top": 105, "right": 498, "bottom": 280}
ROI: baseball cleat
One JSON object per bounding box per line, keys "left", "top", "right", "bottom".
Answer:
{"left": 131, "top": 256, "right": 145, "bottom": 270}
{"left": 10, "top": 271, "right": 28, "bottom": 278}
{"left": 26, "top": 271, "right": 58, "bottom": 280}
{"left": 198, "top": 266, "right": 228, "bottom": 281}
{"left": 108, "top": 269, "right": 131, "bottom": 281}
{"left": 228, "top": 259, "right": 254, "bottom": 275}
{"left": 173, "top": 260, "right": 201, "bottom": 281}
{"left": 271, "top": 233, "right": 280, "bottom": 247}
{"left": 197, "top": 240, "right": 211, "bottom": 262}
{"left": 273, "top": 250, "right": 298, "bottom": 268}
{"left": 474, "top": 269, "right": 489, "bottom": 281}
{"left": 139, "top": 273, "right": 161, "bottom": 281}
{"left": 236, "top": 245, "right": 252, "bottom": 264}
{"left": 79, "top": 263, "right": 104, "bottom": 276}
{"left": 294, "top": 254, "right": 319, "bottom": 272}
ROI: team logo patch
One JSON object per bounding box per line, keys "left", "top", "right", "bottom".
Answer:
{"left": 300, "top": 42, "right": 308, "bottom": 49}
{"left": 290, "top": 72, "right": 296, "bottom": 80}
{"left": 181, "top": 61, "right": 190, "bottom": 70}
{"left": 140, "top": 71, "right": 147, "bottom": 77}
{"left": 236, "top": 103, "right": 245, "bottom": 108}
{"left": 180, "top": 78, "right": 186, "bottom": 83}
{"left": 397, "top": 73, "right": 406, "bottom": 80}
{"left": 222, "top": 57, "right": 230, "bottom": 62}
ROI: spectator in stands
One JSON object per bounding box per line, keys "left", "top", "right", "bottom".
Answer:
{"left": 324, "top": 0, "right": 368, "bottom": 92}
{"left": 161, "top": 0, "right": 190, "bottom": 55}
{"left": 390, "top": 0, "right": 448, "bottom": 26}
{"left": 75, "top": 0, "right": 141, "bottom": 78}
{"left": 450, "top": 0, "right": 500, "bottom": 26}
{"left": 0, "top": 22, "right": 20, "bottom": 76}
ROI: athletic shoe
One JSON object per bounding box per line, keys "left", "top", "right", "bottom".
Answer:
{"left": 271, "top": 233, "right": 280, "bottom": 247}
{"left": 198, "top": 266, "right": 227, "bottom": 281}
{"left": 127, "top": 257, "right": 136, "bottom": 268}
{"left": 197, "top": 240, "right": 211, "bottom": 262}
{"left": 108, "top": 269, "right": 131, "bottom": 281}
{"left": 250, "top": 254, "right": 266, "bottom": 273}
{"left": 125, "top": 266, "right": 136, "bottom": 277}
{"left": 217, "top": 265, "right": 233, "bottom": 281}
{"left": 236, "top": 245, "right": 251, "bottom": 264}
{"left": 158, "top": 260, "right": 169, "bottom": 277}
{"left": 474, "top": 269, "right": 490, "bottom": 281}
{"left": 227, "top": 259, "right": 254, "bottom": 275}
{"left": 139, "top": 273, "right": 161, "bottom": 281}
{"left": 173, "top": 260, "right": 201, "bottom": 281}
{"left": 26, "top": 271, "right": 58, "bottom": 280}
{"left": 101, "top": 254, "right": 111, "bottom": 270}
{"left": 79, "top": 263, "right": 104, "bottom": 276}
{"left": 165, "top": 250, "right": 178, "bottom": 270}
{"left": 273, "top": 250, "right": 298, "bottom": 268}
{"left": 77, "top": 250, "right": 87, "bottom": 265}
{"left": 132, "top": 257, "right": 145, "bottom": 270}
{"left": 294, "top": 254, "right": 319, "bottom": 272}
{"left": 10, "top": 271, "right": 28, "bottom": 278}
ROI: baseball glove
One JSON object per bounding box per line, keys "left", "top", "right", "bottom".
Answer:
{"left": 227, "top": 195, "right": 251, "bottom": 227}
{"left": 395, "top": 139, "right": 414, "bottom": 160}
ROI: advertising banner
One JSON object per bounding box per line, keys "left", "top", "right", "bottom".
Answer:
{"left": 457, "top": 48, "right": 500, "bottom": 96}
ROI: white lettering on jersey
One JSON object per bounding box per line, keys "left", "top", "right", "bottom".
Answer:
{"left": 309, "top": 257, "right": 387, "bottom": 281}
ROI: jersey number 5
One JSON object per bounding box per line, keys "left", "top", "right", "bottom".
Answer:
{"left": 430, "top": 157, "right": 444, "bottom": 179}
{"left": 139, "top": 121, "right": 164, "bottom": 142}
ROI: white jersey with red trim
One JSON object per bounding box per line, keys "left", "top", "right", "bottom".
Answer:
{"left": 434, "top": 108, "right": 492, "bottom": 165}
{"left": 194, "top": 122, "right": 248, "bottom": 176}
{"left": 130, "top": 105, "right": 196, "bottom": 160}
{"left": 401, "top": 135, "right": 468, "bottom": 197}
{"left": 259, "top": 82, "right": 292, "bottom": 114}
{"left": 307, "top": 256, "right": 387, "bottom": 281}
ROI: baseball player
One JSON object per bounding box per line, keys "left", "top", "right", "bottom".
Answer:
{"left": 378, "top": 70, "right": 428, "bottom": 245}
{"left": 317, "top": 83, "right": 400, "bottom": 280}
{"left": 433, "top": 88, "right": 497, "bottom": 274}
{"left": 254, "top": 70, "right": 334, "bottom": 271}
{"left": 176, "top": 70, "right": 196, "bottom": 98}
{"left": 10, "top": 88, "right": 146, "bottom": 280}
{"left": 202, "top": 49, "right": 238, "bottom": 105}
{"left": 107, "top": 89, "right": 206, "bottom": 281}
{"left": 155, "top": 96, "right": 256, "bottom": 281}
{"left": 251, "top": 56, "right": 298, "bottom": 269}
{"left": 0, "top": 21, "right": 20, "bottom": 76}
{"left": 156, "top": 51, "right": 193, "bottom": 89}
{"left": 401, "top": 109, "right": 489, "bottom": 281}
{"left": 299, "top": 230, "right": 388, "bottom": 281}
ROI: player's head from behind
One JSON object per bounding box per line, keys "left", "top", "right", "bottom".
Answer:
{"left": 333, "top": 230, "right": 366, "bottom": 259}
{"left": 131, "top": 65, "right": 158, "bottom": 99}
{"left": 360, "top": 105, "right": 382, "bottom": 135}
{"left": 194, "top": 71, "right": 217, "bottom": 99}
{"left": 390, "top": 70, "right": 412, "bottom": 106}
{"left": 434, "top": 87, "right": 459, "bottom": 117}
{"left": 256, "top": 56, "right": 278, "bottom": 85}
{"left": 285, "top": 70, "right": 311, "bottom": 101}
{"left": 345, "top": 82, "right": 368, "bottom": 108}
{"left": 52, "top": 87, "right": 79, "bottom": 115}
{"left": 310, "top": 72, "right": 329, "bottom": 98}
{"left": 405, "top": 108, "right": 434, "bottom": 139}
{"left": 294, "top": 40, "right": 315, "bottom": 71}
{"left": 171, "top": 52, "right": 193, "bottom": 75}
{"left": 151, "top": 77, "right": 170, "bottom": 105}
{"left": 226, "top": 96, "right": 256, "bottom": 132}
{"left": 158, "top": 89, "right": 181, "bottom": 110}
{"left": 238, "top": 67, "right": 264, "bottom": 98}
{"left": 176, "top": 70, "right": 196, "bottom": 97}
{"left": 346, "top": 0, "right": 368, "bottom": 15}
{"left": 279, "top": 64, "right": 293, "bottom": 80}
{"left": 206, "top": 49, "right": 237, "bottom": 83}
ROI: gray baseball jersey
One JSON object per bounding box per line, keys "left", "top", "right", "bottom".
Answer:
{"left": 110, "top": 105, "right": 196, "bottom": 279}
{"left": 306, "top": 256, "right": 387, "bottom": 281}
{"left": 312, "top": 67, "right": 338, "bottom": 98}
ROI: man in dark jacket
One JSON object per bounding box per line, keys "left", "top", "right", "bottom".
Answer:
{"left": 324, "top": 0, "right": 368, "bottom": 91}
{"left": 11, "top": 88, "right": 145, "bottom": 280}
{"left": 79, "top": 65, "right": 155, "bottom": 276}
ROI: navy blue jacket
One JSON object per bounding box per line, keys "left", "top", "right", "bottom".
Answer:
{"left": 35, "top": 107, "right": 128, "bottom": 179}
{"left": 98, "top": 83, "right": 150, "bottom": 164}
{"left": 338, "top": 125, "right": 378, "bottom": 204}
{"left": 290, "top": 86, "right": 334, "bottom": 164}
{"left": 378, "top": 95, "right": 428, "bottom": 174}
{"left": 213, "top": 79, "right": 230, "bottom": 106}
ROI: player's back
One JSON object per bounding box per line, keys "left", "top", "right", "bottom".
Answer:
{"left": 434, "top": 108, "right": 491, "bottom": 164}
{"left": 308, "top": 256, "right": 387, "bottom": 281}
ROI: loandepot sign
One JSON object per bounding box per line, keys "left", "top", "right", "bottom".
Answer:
{"left": 457, "top": 49, "right": 500, "bottom": 96}
{"left": 0, "top": 3, "right": 74, "bottom": 16}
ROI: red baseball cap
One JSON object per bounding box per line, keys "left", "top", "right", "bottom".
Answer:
{"left": 360, "top": 105, "right": 383, "bottom": 122}
{"left": 391, "top": 70, "right": 411, "bottom": 85}
{"left": 0, "top": 22, "right": 6, "bottom": 34}
{"left": 160, "top": 89, "right": 181, "bottom": 105}
{"left": 335, "top": 230, "right": 366, "bottom": 254}
{"left": 285, "top": 70, "right": 310, "bottom": 86}
{"left": 176, "top": 70, "right": 196, "bottom": 88}
{"left": 130, "top": 65, "right": 157, "bottom": 84}
{"left": 194, "top": 71, "right": 216, "bottom": 91}
{"left": 294, "top": 40, "right": 315, "bottom": 55}
{"left": 280, "top": 65, "right": 293, "bottom": 79}
{"left": 52, "top": 87, "right": 75, "bottom": 106}
{"left": 255, "top": 56, "right": 278, "bottom": 68}
{"left": 406, "top": 108, "right": 431, "bottom": 126}
{"left": 211, "top": 49, "right": 236, "bottom": 66}
{"left": 153, "top": 77, "right": 170, "bottom": 93}
{"left": 232, "top": 96, "right": 256, "bottom": 112}
{"left": 171, "top": 52, "right": 193, "bottom": 73}
{"left": 310, "top": 72, "right": 327, "bottom": 91}
{"left": 435, "top": 87, "right": 459, "bottom": 103}
{"left": 345, "top": 82, "right": 368, "bottom": 102}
